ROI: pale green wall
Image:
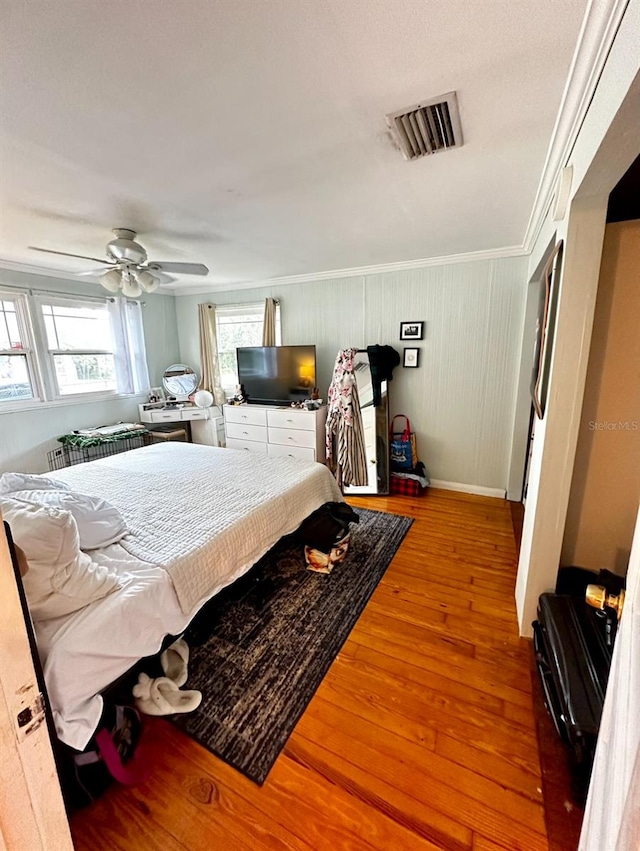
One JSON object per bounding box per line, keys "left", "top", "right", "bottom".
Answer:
{"left": 0, "top": 269, "right": 179, "bottom": 472}
{"left": 175, "top": 256, "right": 529, "bottom": 491}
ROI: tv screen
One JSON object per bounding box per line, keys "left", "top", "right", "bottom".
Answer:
{"left": 236, "top": 345, "right": 316, "bottom": 405}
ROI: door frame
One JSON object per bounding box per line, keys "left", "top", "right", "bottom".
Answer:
{"left": 0, "top": 518, "right": 73, "bottom": 850}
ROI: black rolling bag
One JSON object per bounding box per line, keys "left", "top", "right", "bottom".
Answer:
{"left": 532, "top": 565, "right": 621, "bottom": 794}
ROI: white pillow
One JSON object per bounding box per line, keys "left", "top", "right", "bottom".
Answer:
{"left": 0, "top": 472, "right": 71, "bottom": 496}
{"left": 9, "top": 489, "right": 127, "bottom": 550}
{"left": 2, "top": 499, "right": 122, "bottom": 620}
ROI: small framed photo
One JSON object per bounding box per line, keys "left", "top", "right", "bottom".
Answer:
{"left": 148, "top": 386, "right": 165, "bottom": 403}
{"left": 400, "top": 321, "right": 424, "bottom": 340}
{"left": 403, "top": 348, "right": 419, "bottom": 368}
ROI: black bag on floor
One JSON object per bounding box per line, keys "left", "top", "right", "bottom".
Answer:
{"left": 59, "top": 703, "right": 148, "bottom": 809}
{"left": 296, "top": 502, "right": 359, "bottom": 552}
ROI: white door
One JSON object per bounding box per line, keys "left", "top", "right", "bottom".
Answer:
{"left": 0, "top": 518, "right": 73, "bottom": 850}
{"left": 579, "top": 504, "right": 640, "bottom": 850}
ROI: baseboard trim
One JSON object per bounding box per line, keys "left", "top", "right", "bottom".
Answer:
{"left": 430, "top": 479, "right": 506, "bottom": 499}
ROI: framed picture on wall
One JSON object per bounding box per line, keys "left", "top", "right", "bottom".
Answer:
{"left": 403, "top": 348, "right": 419, "bottom": 368}
{"left": 531, "top": 240, "right": 564, "bottom": 419}
{"left": 400, "top": 321, "right": 424, "bottom": 340}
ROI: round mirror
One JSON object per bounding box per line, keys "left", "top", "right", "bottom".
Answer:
{"left": 163, "top": 364, "right": 198, "bottom": 397}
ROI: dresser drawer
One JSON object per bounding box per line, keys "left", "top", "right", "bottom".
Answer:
{"left": 224, "top": 405, "right": 267, "bottom": 427}
{"left": 148, "top": 410, "right": 181, "bottom": 423}
{"left": 266, "top": 408, "right": 316, "bottom": 431}
{"left": 226, "top": 437, "right": 268, "bottom": 454}
{"left": 226, "top": 422, "right": 268, "bottom": 443}
{"left": 268, "top": 426, "right": 315, "bottom": 449}
{"left": 181, "top": 408, "right": 207, "bottom": 420}
{"left": 267, "top": 443, "right": 315, "bottom": 461}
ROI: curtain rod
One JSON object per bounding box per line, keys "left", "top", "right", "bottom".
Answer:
{"left": 204, "top": 298, "right": 280, "bottom": 308}
{"left": 1, "top": 283, "right": 111, "bottom": 303}
{"left": 0, "top": 283, "right": 145, "bottom": 306}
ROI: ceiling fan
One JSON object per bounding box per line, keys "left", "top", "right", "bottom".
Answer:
{"left": 29, "top": 228, "right": 209, "bottom": 297}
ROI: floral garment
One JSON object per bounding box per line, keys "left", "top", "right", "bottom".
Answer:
{"left": 325, "top": 348, "right": 368, "bottom": 488}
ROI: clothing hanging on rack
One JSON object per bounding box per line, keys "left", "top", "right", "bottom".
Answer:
{"left": 325, "top": 348, "right": 368, "bottom": 488}
{"left": 366, "top": 345, "right": 400, "bottom": 407}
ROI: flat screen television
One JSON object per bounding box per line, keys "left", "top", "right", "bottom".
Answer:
{"left": 236, "top": 345, "right": 316, "bottom": 405}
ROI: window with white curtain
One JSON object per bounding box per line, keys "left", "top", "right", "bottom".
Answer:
{"left": 0, "top": 289, "right": 150, "bottom": 408}
{"left": 216, "top": 302, "right": 281, "bottom": 394}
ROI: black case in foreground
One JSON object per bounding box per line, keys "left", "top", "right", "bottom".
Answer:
{"left": 533, "top": 591, "right": 617, "bottom": 772}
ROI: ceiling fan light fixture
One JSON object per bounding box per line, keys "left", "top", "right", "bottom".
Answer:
{"left": 135, "top": 269, "right": 160, "bottom": 293}
{"left": 99, "top": 269, "right": 122, "bottom": 293}
{"left": 121, "top": 269, "right": 142, "bottom": 298}
{"left": 29, "top": 228, "right": 209, "bottom": 296}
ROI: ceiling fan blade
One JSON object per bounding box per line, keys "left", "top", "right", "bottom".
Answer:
{"left": 29, "top": 246, "right": 109, "bottom": 264}
{"left": 147, "top": 262, "right": 209, "bottom": 276}
{"left": 76, "top": 267, "right": 117, "bottom": 276}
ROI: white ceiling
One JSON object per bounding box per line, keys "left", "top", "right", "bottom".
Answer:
{"left": 0, "top": 0, "right": 589, "bottom": 290}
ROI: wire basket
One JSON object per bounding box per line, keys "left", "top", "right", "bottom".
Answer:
{"left": 48, "top": 431, "right": 151, "bottom": 471}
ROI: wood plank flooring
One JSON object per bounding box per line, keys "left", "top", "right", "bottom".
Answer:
{"left": 71, "top": 489, "right": 558, "bottom": 851}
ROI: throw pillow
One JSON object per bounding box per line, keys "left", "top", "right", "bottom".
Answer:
{"left": 0, "top": 471, "right": 71, "bottom": 496}
{"left": 2, "top": 499, "right": 122, "bottom": 620}
{"left": 9, "top": 489, "right": 127, "bottom": 550}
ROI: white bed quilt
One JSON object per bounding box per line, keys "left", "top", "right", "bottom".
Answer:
{"left": 37, "top": 442, "right": 342, "bottom": 749}
{"left": 55, "top": 442, "right": 342, "bottom": 614}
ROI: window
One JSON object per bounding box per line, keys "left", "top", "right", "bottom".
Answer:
{"left": 0, "top": 289, "right": 150, "bottom": 409}
{"left": 216, "top": 302, "right": 281, "bottom": 394}
{"left": 41, "top": 300, "right": 117, "bottom": 396}
{"left": 0, "top": 295, "right": 39, "bottom": 402}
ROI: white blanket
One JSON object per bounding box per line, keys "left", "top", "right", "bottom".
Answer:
{"left": 37, "top": 443, "right": 342, "bottom": 749}
{"left": 55, "top": 443, "right": 342, "bottom": 613}
{"left": 36, "top": 546, "right": 182, "bottom": 750}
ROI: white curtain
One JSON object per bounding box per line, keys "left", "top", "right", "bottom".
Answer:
{"left": 262, "top": 298, "right": 277, "bottom": 346}
{"left": 579, "top": 505, "right": 640, "bottom": 850}
{"left": 198, "top": 303, "right": 226, "bottom": 407}
{"left": 108, "top": 298, "right": 150, "bottom": 394}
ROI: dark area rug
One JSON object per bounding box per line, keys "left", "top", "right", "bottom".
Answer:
{"left": 175, "top": 507, "right": 412, "bottom": 784}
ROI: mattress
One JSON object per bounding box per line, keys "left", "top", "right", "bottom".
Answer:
{"left": 54, "top": 442, "right": 342, "bottom": 614}
{"left": 37, "top": 443, "right": 342, "bottom": 750}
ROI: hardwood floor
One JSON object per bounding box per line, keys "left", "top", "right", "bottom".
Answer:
{"left": 71, "top": 489, "right": 556, "bottom": 851}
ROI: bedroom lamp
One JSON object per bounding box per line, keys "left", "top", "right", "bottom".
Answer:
{"left": 194, "top": 390, "right": 214, "bottom": 408}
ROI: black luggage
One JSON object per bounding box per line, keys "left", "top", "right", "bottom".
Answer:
{"left": 533, "top": 587, "right": 617, "bottom": 784}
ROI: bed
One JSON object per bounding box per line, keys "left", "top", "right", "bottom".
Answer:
{"left": 27, "top": 442, "right": 342, "bottom": 751}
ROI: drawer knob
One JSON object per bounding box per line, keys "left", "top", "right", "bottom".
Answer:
{"left": 287, "top": 436, "right": 294, "bottom": 441}
{"left": 242, "top": 431, "right": 249, "bottom": 435}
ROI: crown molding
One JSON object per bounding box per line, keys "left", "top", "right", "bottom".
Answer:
{"left": 0, "top": 244, "right": 528, "bottom": 299}
{"left": 168, "top": 244, "right": 528, "bottom": 297}
{"left": 0, "top": 258, "right": 104, "bottom": 283}
{"left": 521, "top": 0, "right": 631, "bottom": 252}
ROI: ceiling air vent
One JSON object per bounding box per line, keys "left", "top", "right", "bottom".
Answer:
{"left": 386, "top": 92, "right": 463, "bottom": 161}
